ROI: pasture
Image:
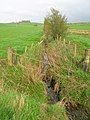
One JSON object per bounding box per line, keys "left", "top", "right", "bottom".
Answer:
{"left": 68, "top": 23, "right": 90, "bottom": 52}
{"left": 69, "top": 23, "right": 90, "bottom": 30}
{"left": 0, "top": 22, "right": 90, "bottom": 58}
{"left": 0, "top": 23, "right": 43, "bottom": 58}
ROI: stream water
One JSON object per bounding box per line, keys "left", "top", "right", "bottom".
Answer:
{"left": 44, "top": 77, "right": 61, "bottom": 104}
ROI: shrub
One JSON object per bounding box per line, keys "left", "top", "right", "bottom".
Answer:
{"left": 44, "top": 8, "right": 68, "bottom": 40}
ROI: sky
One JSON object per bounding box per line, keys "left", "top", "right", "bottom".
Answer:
{"left": 0, "top": 0, "right": 90, "bottom": 23}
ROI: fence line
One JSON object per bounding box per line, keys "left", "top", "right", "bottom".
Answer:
{"left": 6, "top": 39, "right": 90, "bottom": 72}
{"left": 7, "top": 40, "right": 77, "bottom": 66}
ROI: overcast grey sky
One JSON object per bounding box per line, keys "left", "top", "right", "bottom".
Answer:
{"left": 0, "top": 0, "right": 90, "bottom": 23}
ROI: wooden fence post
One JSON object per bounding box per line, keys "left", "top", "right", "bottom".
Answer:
{"left": 7, "top": 47, "right": 13, "bottom": 66}
{"left": 12, "top": 49, "right": 17, "bottom": 65}
{"left": 7, "top": 47, "right": 17, "bottom": 66}
{"left": 83, "top": 49, "right": 90, "bottom": 72}
{"left": 74, "top": 44, "right": 77, "bottom": 57}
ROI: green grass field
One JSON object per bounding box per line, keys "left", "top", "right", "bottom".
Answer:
{"left": 0, "top": 23, "right": 43, "bottom": 58}
{"left": 68, "top": 34, "right": 90, "bottom": 51}
{"left": 0, "top": 22, "right": 90, "bottom": 58}
{"left": 69, "top": 23, "right": 90, "bottom": 30}
{"left": 68, "top": 23, "right": 90, "bottom": 54}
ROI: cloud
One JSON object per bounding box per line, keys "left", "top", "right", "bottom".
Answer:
{"left": 0, "top": 0, "right": 90, "bottom": 23}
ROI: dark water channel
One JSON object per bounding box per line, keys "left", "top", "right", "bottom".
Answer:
{"left": 44, "top": 77, "right": 61, "bottom": 104}
{"left": 43, "top": 52, "right": 61, "bottom": 104}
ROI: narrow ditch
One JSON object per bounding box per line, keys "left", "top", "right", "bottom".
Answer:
{"left": 43, "top": 75, "right": 61, "bottom": 104}
{"left": 42, "top": 50, "right": 90, "bottom": 120}
{"left": 43, "top": 71, "right": 90, "bottom": 120}
{"left": 42, "top": 50, "right": 61, "bottom": 104}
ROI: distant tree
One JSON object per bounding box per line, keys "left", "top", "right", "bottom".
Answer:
{"left": 18, "top": 20, "right": 31, "bottom": 24}
{"left": 44, "top": 8, "right": 68, "bottom": 40}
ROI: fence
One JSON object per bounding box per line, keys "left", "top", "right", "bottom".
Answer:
{"left": 7, "top": 39, "right": 90, "bottom": 72}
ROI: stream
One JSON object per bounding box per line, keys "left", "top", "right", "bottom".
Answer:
{"left": 42, "top": 51, "right": 90, "bottom": 119}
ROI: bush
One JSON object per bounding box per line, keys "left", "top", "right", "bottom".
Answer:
{"left": 44, "top": 8, "right": 68, "bottom": 40}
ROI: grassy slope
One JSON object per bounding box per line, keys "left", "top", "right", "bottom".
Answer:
{"left": 0, "top": 23, "right": 43, "bottom": 58}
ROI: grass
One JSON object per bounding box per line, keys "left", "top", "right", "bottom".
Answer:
{"left": 0, "top": 90, "right": 44, "bottom": 120}
{"left": 68, "top": 34, "right": 90, "bottom": 48}
{"left": 0, "top": 91, "right": 67, "bottom": 120}
{"left": 0, "top": 23, "right": 43, "bottom": 58}
{"left": 67, "top": 34, "right": 90, "bottom": 58}
{"left": 69, "top": 23, "right": 90, "bottom": 30}
{"left": 0, "top": 22, "right": 90, "bottom": 119}
{"left": 66, "top": 24, "right": 90, "bottom": 108}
